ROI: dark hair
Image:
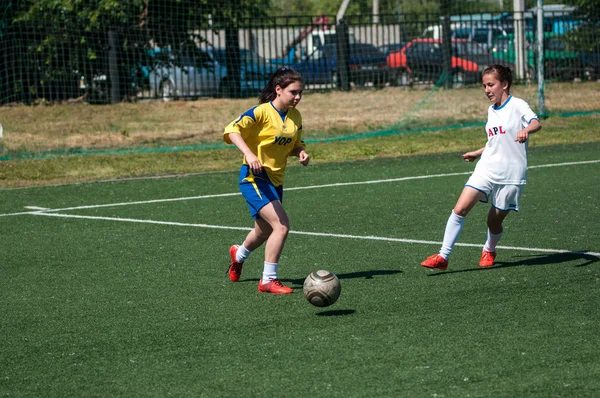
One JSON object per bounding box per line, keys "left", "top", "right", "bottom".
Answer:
{"left": 258, "top": 67, "right": 303, "bottom": 104}
{"left": 483, "top": 64, "right": 513, "bottom": 91}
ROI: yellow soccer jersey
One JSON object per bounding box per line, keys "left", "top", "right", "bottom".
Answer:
{"left": 224, "top": 102, "right": 305, "bottom": 187}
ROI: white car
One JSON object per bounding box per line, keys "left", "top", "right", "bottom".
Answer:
{"left": 148, "top": 48, "right": 275, "bottom": 100}
{"left": 148, "top": 49, "right": 223, "bottom": 100}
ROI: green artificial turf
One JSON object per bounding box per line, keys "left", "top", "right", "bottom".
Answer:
{"left": 1, "top": 142, "right": 599, "bottom": 397}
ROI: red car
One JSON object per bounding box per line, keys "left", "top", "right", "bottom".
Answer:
{"left": 386, "top": 38, "right": 506, "bottom": 87}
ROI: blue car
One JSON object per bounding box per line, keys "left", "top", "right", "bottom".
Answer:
{"left": 581, "top": 51, "right": 600, "bottom": 81}
{"left": 291, "top": 43, "right": 396, "bottom": 88}
{"left": 210, "top": 48, "right": 278, "bottom": 97}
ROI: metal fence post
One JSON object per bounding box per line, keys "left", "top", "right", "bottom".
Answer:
{"left": 225, "top": 28, "right": 241, "bottom": 98}
{"left": 108, "top": 30, "right": 121, "bottom": 104}
{"left": 441, "top": 15, "right": 453, "bottom": 88}
{"left": 513, "top": 0, "right": 527, "bottom": 80}
{"left": 336, "top": 20, "right": 350, "bottom": 91}
{"left": 536, "top": 0, "right": 546, "bottom": 117}
{"left": 440, "top": 0, "right": 453, "bottom": 88}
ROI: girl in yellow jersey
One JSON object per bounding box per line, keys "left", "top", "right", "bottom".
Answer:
{"left": 224, "top": 68, "right": 310, "bottom": 294}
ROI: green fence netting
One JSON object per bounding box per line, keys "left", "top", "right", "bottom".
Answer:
{"left": 1, "top": 1, "right": 598, "bottom": 105}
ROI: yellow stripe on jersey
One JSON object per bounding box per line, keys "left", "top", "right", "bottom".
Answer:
{"left": 224, "top": 102, "right": 305, "bottom": 187}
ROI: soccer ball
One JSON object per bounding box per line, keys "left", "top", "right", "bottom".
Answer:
{"left": 303, "top": 270, "right": 341, "bottom": 307}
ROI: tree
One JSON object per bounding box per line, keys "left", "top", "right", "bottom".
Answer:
{"left": 269, "top": 0, "right": 508, "bottom": 17}
{"left": 562, "top": 0, "right": 600, "bottom": 21}
{"left": 2, "top": 0, "right": 271, "bottom": 103}
{"left": 562, "top": 0, "right": 600, "bottom": 53}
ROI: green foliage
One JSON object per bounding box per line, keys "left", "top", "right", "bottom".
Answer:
{"left": 563, "top": 0, "right": 600, "bottom": 21}
{"left": 270, "top": 0, "right": 508, "bottom": 17}
{"left": 2, "top": 0, "right": 272, "bottom": 103}
{"left": 561, "top": 0, "right": 600, "bottom": 52}
{"left": 566, "top": 24, "right": 600, "bottom": 52}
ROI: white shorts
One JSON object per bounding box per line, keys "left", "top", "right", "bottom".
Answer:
{"left": 465, "top": 173, "right": 524, "bottom": 212}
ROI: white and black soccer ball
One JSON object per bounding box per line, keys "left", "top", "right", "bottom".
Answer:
{"left": 303, "top": 270, "right": 341, "bottom": 307}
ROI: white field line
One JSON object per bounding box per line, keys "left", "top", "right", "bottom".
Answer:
{"left": 0, "top": 192, "right": 242, "bottom": 217}
{"left": 2, "top": 159, "right": 599, "bottom": 218}
{"left": 527, "top": 160, "right": 600, "bottom": 169}
{"left": 34, "top": 212, "right": 600, "bottom": 257}
{"left": 1, "top": 172, "right": 473, "bottom": 217}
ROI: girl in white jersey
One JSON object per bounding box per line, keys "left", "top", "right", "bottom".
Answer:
{"left": 421, "top": 64, "right": 541, "bottom": 270}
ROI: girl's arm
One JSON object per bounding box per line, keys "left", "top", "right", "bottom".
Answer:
{"left": 515, "top": 119, "right": 542, "bottom": 143}
{"left": 227, "top": 132, "right": 263, "bottom": 173}
{"left": 290, "top": 146, "right": 310, "bottom": 166}
{"left": 462, "top": 147, "right": 485, "bottom": 162}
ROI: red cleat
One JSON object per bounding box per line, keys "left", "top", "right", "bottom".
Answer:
{"left": 258, "top": 279, "right": 293, "bottom": 294}
{"left": 421, "top": 254, "right": 449, "bottom": 270}
{"left": 227, "top": 245, "right": 243, "bottom": 282}
{"left": 479, "top": 250, "right": 496, "bottom": 267}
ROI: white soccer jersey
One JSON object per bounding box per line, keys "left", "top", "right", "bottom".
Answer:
{"left": 474, "top": 95, "right": 539, "bottom": 185}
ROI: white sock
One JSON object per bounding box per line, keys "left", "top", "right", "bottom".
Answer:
{"left": 261, "top": 261, "right": 278, "bottom": 283}
{"left": 439, "top": 211, "right": 466, "bottom": 260}
{"left": 236, "top": 244, "right": 252, "bottom": 263}
{"left": 483, "top": 230, "right": 503, "bottom": 252}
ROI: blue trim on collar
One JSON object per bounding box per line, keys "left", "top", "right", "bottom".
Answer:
{"left": 270, "top": 102, "right": 288, "bottom": 122}
{"left": 494, "top": 95, "right": 512, "bottom": 110}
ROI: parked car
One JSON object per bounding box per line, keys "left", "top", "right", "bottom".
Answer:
{"left": 454, "top": 25, "right": 510, "bottom": 51}
{"left": 386, "top": 38, "right": 508, "bottom": 87}
{"left": 270, "top": 28, "right": 358, "bottom": 66}
{"left": 209, "top": 48, "right": 277, "bottom": 97}
{"left": 581, "top": 51, "right": 600, "bottom": 81}
{"left": 491, "top": 32, "right": 581, "bottom": 80}
{"left": 291, "top": 42, "right": 395, "bottom": 88}
{"left": 148, "top": 47, "right": 276, "bottom": 100}
{"left": 148, "top": 48, "right": 219, "bottom": 99}
{"left": 422, "top": 24, "right": 510, "bottom": 51}
{"left": 379, "top": 42, "right": 406, "bottom": 57}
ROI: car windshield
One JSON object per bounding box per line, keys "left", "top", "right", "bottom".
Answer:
{"left": 174, "top": 52, "right": 212, "bottom": 68}
{"left": 472, "top": 29, "right": 489, "bottom": 44}
{"left": 179, "top": 55, "right": 196, "bottom": 67}
{"left": 211, "top": 49, "right": 265, "bottom": 65}
{"left": 240, "top": 49, "right": 267, "bottom": 64}
{"left": 493, "top": 39, "right": 510, "bottom": 53}
{"left": 454, "top": 28, "right": 471, "bottom": 39}
{"left": 546, "top": 37, "right": 566, "bottom": 51}
{"left": 211, "top": 50, "right": 226, "bottom": 64}
{"left": 319, "top": 31, "right": 357, "bottom": 46}
{"left": 453, "top": 41, "right": 487, "bottom": 55}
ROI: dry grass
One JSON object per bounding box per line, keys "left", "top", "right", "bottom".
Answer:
{"left": 0, "top": 113, "right": 598, "bottom": 188}
{"left": 1, "top": 81, "right": 599, "bottom": 154}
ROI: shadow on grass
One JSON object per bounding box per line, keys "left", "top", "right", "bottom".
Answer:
{"left": 315, "top": 309, "right": 355, "bottom": 317}
{"left": 427, "top": 251, "right": 599, "bottom": 276}
{"left": 238, "top": 270, "right": 401, "bottom": 290}
{"left": 286, "top": 269, "right": 402, "bottom": 286}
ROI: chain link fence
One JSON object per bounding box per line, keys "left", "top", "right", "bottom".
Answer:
{"left": 0, "top": 3, "right": 598, "bottom": 105}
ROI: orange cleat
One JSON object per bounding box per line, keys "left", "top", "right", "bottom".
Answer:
{"left": 421, "top": 254, "right": 449, "bottom": 270}
{"left": 479, "top": 250, "right": 496, "bottom": 267}
{"left": 258, "top": 279, "right": 293, "bottom": 294}
{"left": 227, "top": 245, "right": 243, "bottom": 282}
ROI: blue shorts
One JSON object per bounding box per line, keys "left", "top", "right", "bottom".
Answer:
{"left": 239, "top": 165, "right": 283, "bottom": 219}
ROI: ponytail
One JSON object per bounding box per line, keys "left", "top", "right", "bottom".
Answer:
{"left": 258, "top": 67, "right": 303, "bottom": 104}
